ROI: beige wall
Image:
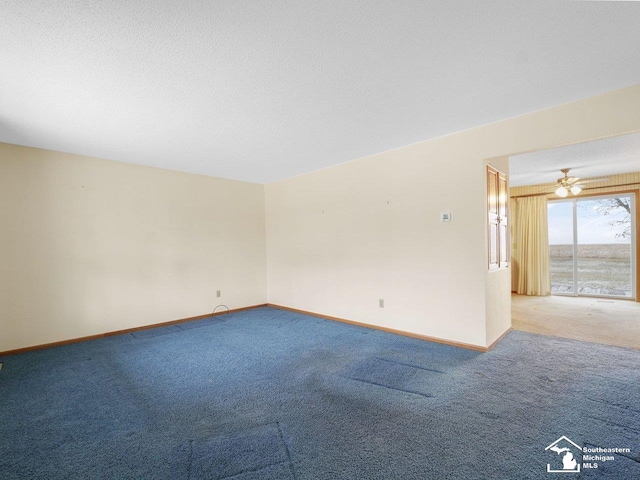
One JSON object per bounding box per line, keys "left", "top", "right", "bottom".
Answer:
{"left": 3, "top": 85, "right": 640, "bottom": 352}
{"left": 0, "top": 143, "right": 266, "bottom": 352}
{"left": 265, "top": 84, "right": 640, "bottom": 348}
{"left": 265, "top": 147, "right": 488, "bottom": 347}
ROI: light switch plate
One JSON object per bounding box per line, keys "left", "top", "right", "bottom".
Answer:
{"left": 441, "top": 212, "right": 453, "bottom": 222}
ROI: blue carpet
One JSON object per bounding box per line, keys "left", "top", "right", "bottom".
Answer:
{"left": 131, "top": 324, "right": 183, "bottom": 339}
{"left": 173, "top": 422, "right": 294, "bottom": 480}
{"left": 131, "top": 317, "right": 225, "bottom": 339}
{"left": 177, "top": 317, "right": 225, "bottom": 331}
{"left": 347, "top": 357, "right": 440, "bottom": 398}
{"left": 1, "top": 307, "right": 638, "bottom": 479}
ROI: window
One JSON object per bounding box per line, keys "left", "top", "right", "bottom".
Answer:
{"left": 487, "top": 165, "right": 509, "bottom": 270}
{"left": 548, "top": 193, "right": 636, "bottom": 298}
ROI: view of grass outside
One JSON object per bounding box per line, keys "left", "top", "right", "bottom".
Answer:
{"left": 549, "top": 245, "right": 632, "bottom": 297}
{"left": 548, "top": 195, "right": 634, "bottom": 298}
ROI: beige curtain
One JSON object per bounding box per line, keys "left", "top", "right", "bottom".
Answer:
{"left": 514, "top": 196, "right": 551, "bottom": 295}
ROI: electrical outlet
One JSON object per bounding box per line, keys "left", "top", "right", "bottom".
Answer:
{"left": 216, "top": 290, "right": 221, "bottom": 298}
{"left": 379, "top": 299, "right": 384, "bottom": 308}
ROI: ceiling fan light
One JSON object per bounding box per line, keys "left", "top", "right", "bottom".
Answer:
{"left": 570, "top": 185, "right": 582, "bottom": 195}
{"left": 555, "top": 186, "right": 568, "bottom": 197}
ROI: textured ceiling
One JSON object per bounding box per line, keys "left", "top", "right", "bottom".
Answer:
{"left": 1, "top": 1, "right": 640, "bottom": 184}
{"left": 510, "top": 132, "right": 640, "bottom": 187}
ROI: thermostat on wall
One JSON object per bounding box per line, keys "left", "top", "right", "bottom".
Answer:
{"left": 440, "top": 212, "right": 453, "bottom": 222}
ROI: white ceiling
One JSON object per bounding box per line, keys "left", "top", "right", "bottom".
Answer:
{"left": 510, "top": 132, "right": 640, "bottom": 187}
{"left": 1, "top": 1, "right": 640, "bottom": 184}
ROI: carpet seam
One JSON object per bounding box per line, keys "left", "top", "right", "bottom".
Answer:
{"left": 374, "top": 357, "right": 445, "bottom": 374}
{"left": 585, "top": 415, "right": 640, "bottom": 435}
{"left": 348, "top": 376, "right": 434, "bottom": 398}
{"left": 187, "top": 439, "right": 194, "bottom": 480}
{"left": 276, "top": 421, "right": 297, "bottom": 480}
{"left": 219, "top": 460, "right": 291, "bottom": 480}
{"left": 585, "top": 396, "right": 640, "bottom": 414}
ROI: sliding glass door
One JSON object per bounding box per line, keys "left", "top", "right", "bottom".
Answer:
{"left": 548, "top": 193, "right": 636, "bottom": 299}
{"left": 548, "top": 201, "right": 575, "bottom": 294}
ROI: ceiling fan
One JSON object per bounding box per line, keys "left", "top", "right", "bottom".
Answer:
{"left": 553, "top": 168, "right": 609, "bottom": 197}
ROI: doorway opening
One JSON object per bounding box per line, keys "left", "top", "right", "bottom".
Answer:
{"left": 548, "top": 193, "right": 636, "bottom": 299}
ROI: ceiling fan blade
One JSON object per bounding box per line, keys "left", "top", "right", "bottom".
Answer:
{"left": 577, "top": 177, "right": 610, "bottom": 184}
